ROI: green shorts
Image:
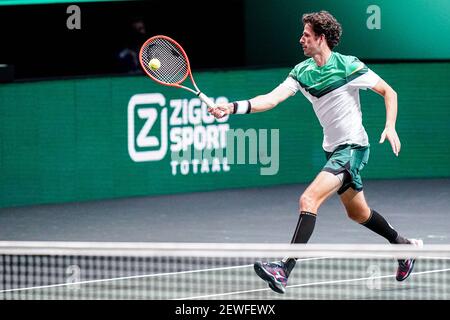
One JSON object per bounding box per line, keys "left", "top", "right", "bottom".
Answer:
{"left": 322, "top": 144, "right": 370, "bottom": 195}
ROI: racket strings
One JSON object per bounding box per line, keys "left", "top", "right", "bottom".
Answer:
{"left": 141, "top": 38, "right": 189, "bottom": 84}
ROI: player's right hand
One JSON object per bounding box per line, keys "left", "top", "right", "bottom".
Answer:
{"left": 208, "top": 104, "right": 233, "bottom": 119}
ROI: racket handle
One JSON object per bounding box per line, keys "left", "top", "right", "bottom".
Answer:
{"left": 197, "top": 92, "right": 216, "bottom": 109}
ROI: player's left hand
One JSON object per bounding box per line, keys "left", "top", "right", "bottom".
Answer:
{"left": 379, "top": 127, "right": 401, "bottom": 156}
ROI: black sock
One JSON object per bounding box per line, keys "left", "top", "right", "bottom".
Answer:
{"left": 283, "top": 211, "right": 317, "bottom": 276}
{"left": 283, "top": 257, "right": 297, "bottom": 277}
{"left": 361, "top": 209, "right": 409, "bottom": 244}
{"left": 291, "top": 211, "right": 317, "bottom": 244}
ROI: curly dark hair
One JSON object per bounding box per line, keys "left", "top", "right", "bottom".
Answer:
{"left": 302, "top": 11, "right": 342, "bottom": 50}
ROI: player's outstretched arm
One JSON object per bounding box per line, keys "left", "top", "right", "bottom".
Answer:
{"left": 208, "top": 85, "right": 294, "bottom": 119}
{"left": 371, "top": 78, "right": 401, "bottom": 156}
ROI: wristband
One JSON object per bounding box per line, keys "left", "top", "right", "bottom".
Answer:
{"left": 232, "top": 100, "right": 252, "bottom": 114}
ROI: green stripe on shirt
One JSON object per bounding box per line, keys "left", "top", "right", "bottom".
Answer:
{"left": 289, "top": 52, "right": 369, "bottom": 98}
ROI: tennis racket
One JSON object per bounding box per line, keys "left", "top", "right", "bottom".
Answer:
{"left": 139, "top": 35, "right": 221, "bottom": 114}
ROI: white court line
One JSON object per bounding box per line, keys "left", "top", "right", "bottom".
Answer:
{"left": 177, "top": 267, "right": 450, "bottom": 300}
{"left": 0, "top": 256, "right": 329, "bottom": 294}
{"left": 0, "top": 264, "right": 253, "bottom": 294}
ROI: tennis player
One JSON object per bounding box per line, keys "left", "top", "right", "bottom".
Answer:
{"left": 208, "top": 11, "right": 422, "bottom": 294}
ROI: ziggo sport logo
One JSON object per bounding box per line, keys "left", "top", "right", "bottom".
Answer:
{"left": 127, "top": 93, "right": 231, "bottom": 176}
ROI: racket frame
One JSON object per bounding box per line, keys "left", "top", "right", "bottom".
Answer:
{"left": 139, "top": 35, "right": 216, "bottom": 109}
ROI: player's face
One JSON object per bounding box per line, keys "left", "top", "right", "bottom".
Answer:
{"left": 299, "top": 24, "right": 322, "bottom": 57}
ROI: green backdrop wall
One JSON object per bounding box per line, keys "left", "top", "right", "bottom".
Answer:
{"left": 245, "top": 0, "right": 450, "bottom": 64}
{"left": 1, "top": 62, "right": 449, "bottom": 208}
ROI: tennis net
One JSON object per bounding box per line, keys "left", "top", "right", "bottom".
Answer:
{"left": 1, "top": 241, "right": 449, "bottom": 300}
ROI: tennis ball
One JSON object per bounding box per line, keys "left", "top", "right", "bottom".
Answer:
{"left": 149, "top": 58, "right": 161, "bottom": 71}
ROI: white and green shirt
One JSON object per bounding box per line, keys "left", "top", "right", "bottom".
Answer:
{"left": 281, "top": 52, "right": 380, "bottom": 152}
